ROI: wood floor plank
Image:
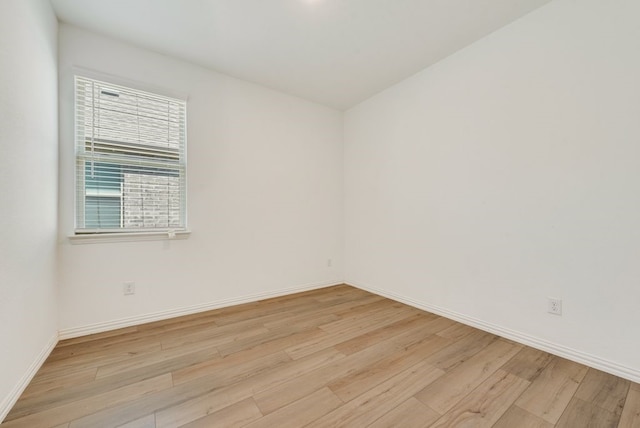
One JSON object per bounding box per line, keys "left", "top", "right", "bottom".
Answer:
{"left": 260, "top": 296, "right": 384, "bottom": 332}
{"left": 327, "top": 333, "right": 449, "bottom": 402}
{"left": 312, "top": 285, "right": 369, "bottom": 302}
{"left": 35, "top": 342, "right": 163, "bottom": 377}
{"left": 3, "top": 374, "right": 172, "bottom": 428}
{"left": 501, "top": 346, "right": 553, "bottom": 382}
{"left": 428, "top": 370, "right": 530, "bottom": 428}
{"left": 48, "top": 329, "right": 169, "bottom": 364}
{"left": 243, "top": 347, "right": 346, "bottom": 396}
{"left": 618, "top": 386, "right": 640, "bottom": 428}
{"left": 8, "top": 346, "right": 220, "bottom": 421}
{"left": 154, "top": 348, "right": 342, "bottom": 428}
{"left": 216, "top": 324, "right": 327, "bottom": 358}
{"left": 514, "top": 357, "right": 589, "bottom": 424}
{"left": 263, "top": 293, "right": 385, "bottom": 328}
{"left": 408, "top": 316, "right": 458, "bottom": 338}
{"left": 330, "top": 296, "right": 396, "bottom": 318}
{"left": 253, "top": 317, "right": 448, "bottom": 415}
{"left": 253, "top": 345, "right": 385, "bottom": 415}
{"left": 306, "top": 361, "right": 443, "bottom": 427}
{"left": 493, "top": 405, "right": 553, "bottom": 428}
{"left": 261, "top": 308, "right": 342, "bottom": 331}
{"left": 55, "top": 327, "right": 138, "bottom": 348}
{"left": 67, "top": 348, "right": 340, "bottom": 428}
{"left": 159, "top": 323, "right": 269, "bottom": 351}
{"left": 127, "top": 305, "right": 295, "bottom": 344}
{"left": 19, "top": 367, "right": 98, "bottom": 400}
{"left": 177, "top": 398, "right": 262, "bottom": 428}
{"left": 71, "top": 376, "right": 228, "bottom": 428}
{"left": 95, "top": 342, "right": 220, "bottom": 379}
{"left": 5, "top": 285, "right": 637, "bottom": 428}
{"left": 209, "top": 289, "right": 349, "bottom": 327}
{"left": 116, "top": 414, "right": 155, "bottom": 428}
{"left": 173, "top": 349, "right": 291, "bottom": 389}
{"left": 284, "top": 304, "right": 419, "bottom": 360}
{"left": 50, "top": 334, "right": 159, "bottom": 364}
{"left": 414, "top": 339, "right": 521, "bottom": 414}
{"left": 201, "top": 301, "right": 331, "bottom": 335}
{"left": 436, "top": 322, "right": 476, "bottom": 341}
{"left": 555, "top": 397, "right": 620, "bottom": 428}
{"left": 423, "top": 328, "right": 498, "bottom": 372}
{"left": 153, "top": 382, "right": 259, "bottom": 427}
{"left": 149, "top": 315, "right": 269, "bottom": 348}
{"left": 135, "top": 312, "right": 222, "bottom": 335}
{"left": 318, "top": 301, "right": 416, "bottom": 334}
{"left": 332, "top": 313, "right": 433, "bottom": 355}
{"left": 368, "top": 397, "right": 440, "bottom": 428}
{"left": 573, "top": 368, "right": 629, "bottom": 416}
{"left": 67, "top": 347, "right": 314, "bottom": 428}
{"left": 244, "top": 387, "right": 342, "bottom": 428}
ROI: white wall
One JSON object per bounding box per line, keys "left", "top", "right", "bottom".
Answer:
{"left": 57, "top": 25, "right": 344, "bottom": 334}
{"left": 345, "top": 0, "right": 640, "bottom": 381}
{"left": 0, "top": 0, "right": 59, "bottom": 420}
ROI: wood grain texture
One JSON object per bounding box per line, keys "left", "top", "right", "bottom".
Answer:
{"left": 116, "top": 414, "right": 155, "bottom": 428}
{"left": 423, "top": 328, "right": 497, "bottom": 372}
{"left": 618, "top": 387, "right": 640, "bottom": 428}
{"left": 515, "top": 356, "right": 589, "bottom": 424}
{"left": 414, "top": 339, "right": 522, "bottom": 414}
{"left": 178, "top": 398, "right": 262, "bottom": 428}
{"left": 555, "top": 397, "right": 620, "bottom": 428}
{"left": 244, "top": 388, "right": 341, "bottom": 428}
{"left": 429, "top": 370, "right": 530, "bottom": 427}
{"left": 573, "top": 368, "right": 629, "bottom": 417}
{"left": 3, "top": 374, "right": 172, "bottom": 428}
{"left": 307, "top": 361, "right": 444, "bottom": 427}
{"left": 368, "top": 397, "right": 440, "bottom": 428}
{"left": 3, "top": 285, "right": 638, "bottom": 428}
{"left": 327, "top": 333, "right": 449, "bottom": 402}
{"left": 502, "top": 347, "right": 554, "bottom": 382}
{"left": 493, "top": 405, "right": 554, "bottom": 428}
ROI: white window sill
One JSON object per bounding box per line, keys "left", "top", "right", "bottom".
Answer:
{"left": 68, "top": 230, "right": 191, "bottom": 245}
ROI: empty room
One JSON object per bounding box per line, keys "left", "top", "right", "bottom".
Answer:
{"left": 1, "top": 0, "right": 639, "bottom": 426}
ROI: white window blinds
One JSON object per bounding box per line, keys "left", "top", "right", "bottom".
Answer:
{"left": 75, "top": 76, "right": 187, "bottom": 233}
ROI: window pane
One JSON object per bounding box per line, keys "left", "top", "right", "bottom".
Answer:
{"left": 122, "top": 171, "right": 181, "bottom": 229}
{"left": 85, "top": 162, "right": 122, "bottom": 194}
{"left": 75, "top": 76, "right": 186, "bottom": 233}
{"left": 85, "top": 196, "right": 121, "bottom": 229}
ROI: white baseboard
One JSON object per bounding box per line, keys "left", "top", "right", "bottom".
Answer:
{"left": 0, "top": 333, "right": 58, "bottom": 423}
{"left": 348, "top": 281, "right": 640, "bottom": 384}
{"left": 58, "top": 280, "right": 342, "bottom": 340}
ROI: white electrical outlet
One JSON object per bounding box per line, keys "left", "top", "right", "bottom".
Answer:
{"left": 123, "top": 282, "right": 135, "bottom": 295}
{"left": 327, "top": 258, "right": 333, "bottom": 267}
{"left": 548, "top": 297, "right": 562, "bottom": 315}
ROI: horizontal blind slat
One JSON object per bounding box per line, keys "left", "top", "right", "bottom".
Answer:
{"left": 75, "top": 76, "right": 187, "bottom": 232}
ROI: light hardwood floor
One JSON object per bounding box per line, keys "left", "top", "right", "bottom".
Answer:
{"left": 3, "top": 285, "right": 639, "bottom": 427}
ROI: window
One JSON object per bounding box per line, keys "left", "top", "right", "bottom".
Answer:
{"left": 74, "top": 76, "right": 186, "bottom": 234}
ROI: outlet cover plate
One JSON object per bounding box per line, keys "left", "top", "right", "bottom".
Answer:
{"left": 548, "top": 297, "right": 562, "bottom": 315}
{"left": 123, "top": 282, "right": 135, "bottom": 295}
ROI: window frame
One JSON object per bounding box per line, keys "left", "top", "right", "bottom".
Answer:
{"left": 72, "top": 74, "right": 189, "bottom": 241}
